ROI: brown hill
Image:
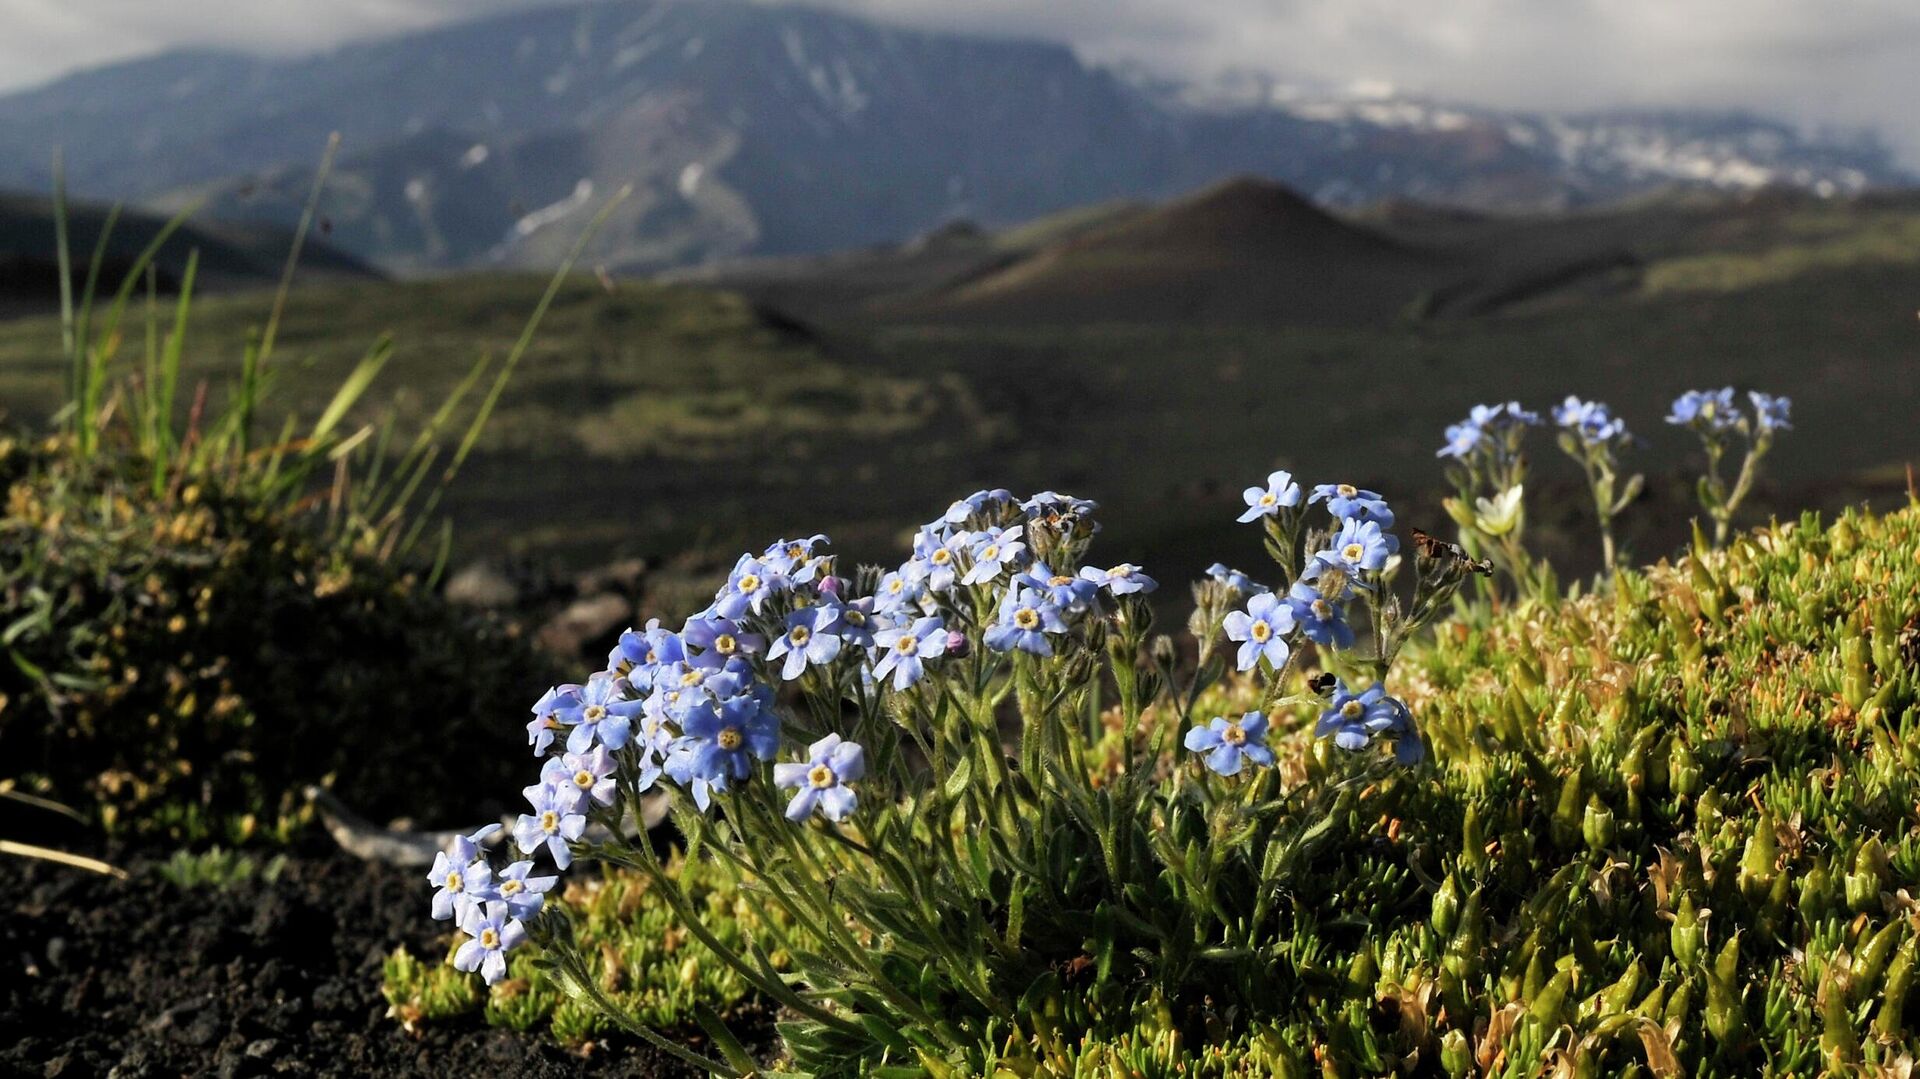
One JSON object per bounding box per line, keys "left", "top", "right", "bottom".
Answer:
{"left": 887, "top": 176, "right": 1450, "bottom": 327}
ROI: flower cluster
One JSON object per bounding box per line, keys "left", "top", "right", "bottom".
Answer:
{"left": 1668, "top": 387, "right": 1792, "bottom": 438}
{"left": 1437, "top": 387, "right": 1793, "bottom": 583}
{"left": 1436, "top": 403, "right": 1542, "bottom": 591}
{"left": 428, "top": 492, "right": 1166, "bottom": 984}
{"left": 1666, "top": 387, "right": 1741, "bottom": 433}
{"left": 1437, "top": 401, "right": 1541, "bottom": 465}
{"left": 1668, "top": 387, "right": 1793, "bottom": 545}
{"left": 1553, "top": 395, "right": 1629, "bottom": 447}
{"left": 425, "top": 824, "right": 555, "bottom": 982}
{"left": 1184, "top": 475, "right": 1455, "bottom": 774}
{"left": 1551, "top": 395, "right": 1641, "bottom": 568}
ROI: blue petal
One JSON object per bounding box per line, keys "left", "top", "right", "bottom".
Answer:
{"left": 1184, "top": 726, "right": 1223, "bottom": 752}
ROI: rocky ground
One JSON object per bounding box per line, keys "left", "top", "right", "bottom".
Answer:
{"left": 2, "top": 839, "right": 743, "bottom": 1078}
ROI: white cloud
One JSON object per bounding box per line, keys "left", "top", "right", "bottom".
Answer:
{"left": 3, "top": 0, "right": 1916, "bottom": 165}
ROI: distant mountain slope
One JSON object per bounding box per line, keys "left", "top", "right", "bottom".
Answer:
{"left": 0, "top": 0, "right": 1907, "bottom": 274}
{"left": 895, "top": 177, "right": 1445, "bottom": 326}
{"left": 0, "top": 194, "right": 378, "bottom": 318}
{"left": 677, "top": 178, "right": 1920, "bottom": 330}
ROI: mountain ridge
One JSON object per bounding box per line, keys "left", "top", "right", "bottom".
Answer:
{"left": 0, "top": 0, "right": 1907, "bottom": 273}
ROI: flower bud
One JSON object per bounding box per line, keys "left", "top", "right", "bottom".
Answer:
{"left": 1473, "top": 486, "right": 1526, "bottom": 537}
{"left": 1798, "top": 860, "right": 1834, "bottom": 923}
{"left": 1850, "top": 922, "right": 1903, "bottom": 1008}
{"left": 1668, "top": 739, "right": 1703, "bottom": 798}
{"left": 945, "top": 630, "right": 971, "bottom": 659}
{"left": 1845, "top": 870, "right": 1882, "bottom": 915}
{"left": 1695, "top": 789, "right": 1724, "bottom": 835}
{"left": 1431, "top": 873, "right": 1464, "bottom": 938}
{"left": 1531, "top": 968, "right": 1573, "bottom": 1027}
{"left": 1595, "top": 958, "right": 1643, "bottom": 1018}
{"left": 1738, "top": 813, "right": 1778, "bottom": 902}
{"left": 1705, "top": 934, "right": 1746, "bottom": 1045}
{"left": 1439, "top": 1029, "right": 1472, "bottom": 1079}
{"left": 1460, "top": 805, "right": 1489, "bottom": 875}
{"left": 1840, "top": 635, "right": 1871, "bottom": 710}
{"left": 1670, "top": 895, "right": 1705, "bottom": 967}
{"left": 1442, "top": 888, "right": 1485, "bottom": 983}
{"left": 1346, "top": 945, "right": 1378, "bottom": 995}
{"left": 1552, "top": 771, "right": 1584, "bottom": 849}
{"left": 1847, "top": 838, "right": 1889, "bottom": 913}
{"left": 818, "top": 575, "right": 844, "bottom": 597}
{"left": 1582, "top": 796, "right": 1615, "bottom": 851}
{"left": 1873, "top": 932, "right": 1918, "bottom": 1040}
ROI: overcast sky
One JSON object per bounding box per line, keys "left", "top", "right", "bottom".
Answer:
{"left": 5, "top": 0, "right": 1918, "bottom": 164}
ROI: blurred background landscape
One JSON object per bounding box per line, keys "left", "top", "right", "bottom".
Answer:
{"left": 2, "top": 0, "right": 1917, "bottom": 608}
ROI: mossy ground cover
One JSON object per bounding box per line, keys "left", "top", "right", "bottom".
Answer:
{"left": 395, "top": 502, "right": 1920, "bottom": 1075}
{"left": 0, "top": 432, "right": 557, "bottom": 838}
{"left": 384, "top": 854, "right": 777, "bottom": 1048}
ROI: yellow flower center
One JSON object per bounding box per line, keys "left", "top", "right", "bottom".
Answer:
{"left": 1250, "top": 620, "right": 1271, "bottom": 642}
{"left": 894, "top": 636, "right": 919, "bottom": 655}
{"left": 573, "top": 769, "right": 595, "bottom": 789}
{"left": 1312, "top": 599, "right": 1333, "bottom": 619}
{"left": 718, "top": 727, "right": 743, "bottom": 751}
{"left": 808, "top": 764, "right": 837, "bottom": 789}
{"left": 845, "top": 610, "right": 866, "bottom": 626}
{"left": 1341, "top": 700, "right": 1364, "bottom": 719}
{"left": 680, "top": 669, "right": 703, "bottom": 687}
{"left": 1342, "top": 543, "right": 1364, "bottom": 563}
{"left": 1050, "top": 575, "right": 1073, "bottom": 587}
{"left": 931, "top": 549, "right": 952, "bottom": 565}
{"left": 500, "top": 879, "right": 523, "bottom": 896}
{"left": 887, "top": 579, "right": 905, "bottom": 594}
{"left": 447, "top": 871, "right": 464, "bottom": 892}
{"left": 479, "top": 928, "right": 499, "bottom": 949}
{"left": 790, "top": 626, "right": 811, "bottom": 645}
{"left": 583, "top": 704, "right": 606, "bottom": 722}
{"left": 540, "top": 810, "right": 560, "bottom": 833}
{"left": 1260, "top": 492, "right": 1277, "bottom": 506}
{"left": 738, "top": 573, "right": 761, "bottom": 593}
{"left": 1222, "top": 723, "right": 1247, "bottom": 747}
{"left": 714, "top": 634, "right": 737, "bottom": 654}
{"left": 981, "top": 545, "right": 1000, "bottom": 561}
{"left": 1014, "top": 608, "right": 1040, "bottom": 630}
{"left": 787, "top": 544, "right": 806, "bottom": 560}
{"left": 1337, "top": 484, "right": 1357, "bottom": 498}
{"left": 645, "top": 649, "right": 658, "bottom": 664}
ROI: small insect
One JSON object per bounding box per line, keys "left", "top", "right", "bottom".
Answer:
{"left": 1410, "top": 528, "right": 1494, "bottom": 577}
{"left": 1307, "top": 671, "right": 1339, "bottom": 695}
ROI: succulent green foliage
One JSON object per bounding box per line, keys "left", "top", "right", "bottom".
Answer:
{"left": 1025, "top": 503, "right": 1920, "bottom": 1076}
{"left": 383, "top": 855, "right": 765, "bottom": 1041}
{"left": 0, "top": 435, "right": 557, "bottom": 838}
{"left": 389, "top": 502, "right": 1920, "bottom": 1075}
{"left": 155, "top": 845, "right": 288, "bottom": 890}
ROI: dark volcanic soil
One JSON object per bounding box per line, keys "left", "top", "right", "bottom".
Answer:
{"left": 2, "top": 842, "right": 734, "bottom": 1078}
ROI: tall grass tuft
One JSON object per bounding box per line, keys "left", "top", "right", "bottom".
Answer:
{"left": 45, "top": 139, "right": 630, "bottom": 580}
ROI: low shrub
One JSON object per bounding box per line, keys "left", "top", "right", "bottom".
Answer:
{"left": 0, "top": 434, "right": 557, "bottom": 838}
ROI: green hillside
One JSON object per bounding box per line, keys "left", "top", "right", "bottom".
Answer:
{"left": 0, "top": 187, "right": 1914, "bottom": 593}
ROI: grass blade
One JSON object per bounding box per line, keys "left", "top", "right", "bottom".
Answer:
{"left": 257, "top": 132, "right": 340, "bottom": 372}
{"left": 308, "top": 335, "right": 394, "bottom": 445}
